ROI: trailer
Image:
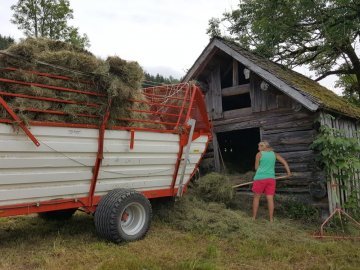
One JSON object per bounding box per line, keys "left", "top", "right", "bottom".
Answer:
{"left": 0, "top": 66, "right": 211, "bottom": 243}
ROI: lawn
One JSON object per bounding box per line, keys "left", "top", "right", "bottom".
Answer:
{"left": 0, "top": 195, "right": 359, "bottom": 270}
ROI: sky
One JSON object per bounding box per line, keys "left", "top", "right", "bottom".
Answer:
{"left": 0, "top": 0, "right": 340, "bottom": 94}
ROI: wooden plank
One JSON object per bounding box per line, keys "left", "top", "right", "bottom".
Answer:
{"left": 272, "top": 144, "right": 312, "bottom": 152}
{"left": 267, "top": 90, "right": 278, "bottom": 110}
{"left": 212, "top": 132, "right": 221, "bottom": 172}
{"left": 216, "top": 108, "right": 311, "bottom": 125}
{"left": 277, "top": 150, "right": 315, "bottom": 162}
{"left": 263, "top": 130, "right": 316, "bottom": 146}
{"left": 232, "top": 59, "right": 239, "bottom": 86}
{"left": 209, "top": 66, "right": 223, "bottom": 119}
{"left": 251, "top": 75, "right": 261, "bottom": 112}
{"left": 276, "top": 163, "right": 315, "bottom": 172}
{"left": 214, "top": 120, "right": 261, "bottom": 133}
{"left": 262, "top": 118, "right": 314, "bottom": 131}
{"left": 262, "top": 125, "right": 314, "bottom": 135}
{"left": 222, "top": 84, "right": 250, "bottom": 97}
{"left": 212, "top": 39, "right": 319, "bottom": 111}
{"left": 205, "top": 87, "right": 213, "bottom": 115}
{"left": 223, "top": 107, "right": 252, "bottom": 119}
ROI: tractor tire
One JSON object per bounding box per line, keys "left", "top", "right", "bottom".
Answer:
{"left": 38, "top": 208, "right": 77, "bottom": 221}
{"left": 94, "top": 189, "right": 152, "bottom": 243}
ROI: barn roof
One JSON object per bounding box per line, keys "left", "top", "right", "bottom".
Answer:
{"left": 184, "top": 38, "right": 360, "bottom": 120}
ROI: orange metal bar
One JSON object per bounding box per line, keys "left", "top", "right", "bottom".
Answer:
{"left": 0, "top": 118, "right": 180, "bottom": 133}
{"left": 0, "top": 91, "right": 100, "bottom": 107}
{"left": 116, "top": 117, "right": 178, "bottom": 126}
{"left": 142, "top": 83, "right": 189, "bottom": 91}
{"left": 174, "top": 84, "right": 190, "bottom": 130}
{"left": 0, "top": 187, "right": 180, "bottom": 217}
{"left": 129, "top": 109, "right": 181, "bottom": 118}
{"left": 143, "top": 92, "right": 191, "bottom": 101}
{"left": 1, "top": 67, "right": 94, "bottom": 85}
{"left": 129, "top": 99, "right": 188, "bottom": 109}
{"left": 0, "top": 96, "right": 40, "bottom": 146}
{"left": 89, "top": 102, "right": 111, "bottom": 206}
{"left": 110, "top": 125, "right": 178, "bottom": 133}
{"left": 14, "top": 107, "right": 99, "bottom": 118}
{"left": 130, "top": 129, "right": 135, "bottom": 149}
{"left": 17, "top": 120, "right": 98, "bottom": 129}
{"left": 184, "top": 84, "right": 198, "bottom": 123}
{"left": 0, "top": 78, "right": 104, "bottom": 97}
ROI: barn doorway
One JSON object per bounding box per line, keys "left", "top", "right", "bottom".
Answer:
{"left": 216, "top": 128, "right": 260, "bottom": 174}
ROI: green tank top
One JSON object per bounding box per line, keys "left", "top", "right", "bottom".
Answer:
{"left": 254, "top": 151, "right": 276, "bottom": 180}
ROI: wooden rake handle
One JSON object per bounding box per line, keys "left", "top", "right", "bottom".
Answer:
{"left": 232, "top": 175, "right": 292, "bottom": 189}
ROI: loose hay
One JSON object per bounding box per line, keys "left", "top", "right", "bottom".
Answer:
{"left": 0, "top": 38, "right": 153, "bottom": 128}
{"left": 193, "top": 172, "right": 234, "bottom": 205}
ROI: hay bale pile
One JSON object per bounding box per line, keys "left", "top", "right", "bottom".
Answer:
{"left": 0, "top": 38, "right": 152, "bottom": 127}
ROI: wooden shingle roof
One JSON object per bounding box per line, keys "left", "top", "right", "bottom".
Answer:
{"left": 184, "top": 38, "right": 360, "bottom": 119}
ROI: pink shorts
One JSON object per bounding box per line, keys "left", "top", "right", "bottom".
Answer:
{"left": 252, "top": 178, "right": 276, "bottom": 195}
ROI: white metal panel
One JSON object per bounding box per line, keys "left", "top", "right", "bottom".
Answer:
{"left": 0, "top": 123, "right": 208, "bottom": 207}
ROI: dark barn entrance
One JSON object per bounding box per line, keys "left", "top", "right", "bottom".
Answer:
{"left": 217, "top": 128, "right": 260, "bottom": 174}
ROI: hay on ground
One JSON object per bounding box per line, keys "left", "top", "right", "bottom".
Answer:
{"left": 192, "top": 172, "right": 234, "bottom": 205}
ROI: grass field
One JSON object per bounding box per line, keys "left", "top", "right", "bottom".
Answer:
{"left": 0, "top": 195, "right": 359, "bottom": 270}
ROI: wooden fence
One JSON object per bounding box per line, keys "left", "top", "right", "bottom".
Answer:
{"left": 319, "top": 113, "right": 360, "bottom": 213}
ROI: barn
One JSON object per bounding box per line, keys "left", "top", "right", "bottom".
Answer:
{"left": 183, "top": 38, "right": 360, "bottom": 213}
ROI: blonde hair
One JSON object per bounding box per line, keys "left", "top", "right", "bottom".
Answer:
{"left": 258, "top": 141, "right": 273, "bottom": 150}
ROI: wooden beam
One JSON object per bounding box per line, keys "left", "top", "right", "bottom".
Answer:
{"left": 213, "top": 120, "right": 261, "bottom": 133}
{"left": 212, "top": 39, "right": 319, "bottom": 111}
{"left": 210, "top": 66, "right": 223, "bottom": 119}
{"left": 223, "top": 107, "right": 252, "bottom": 119}
{"left": 212, "top": 132, "right": 221, "bottom": 172}
{"left": 232, "top": 59, "right": 239, "bottom": 86}
{"left": 182, "top": 43, "right": 218, "bottom": 82}
{"left": 222, "top": 84, "right": 250, "bottom": 97}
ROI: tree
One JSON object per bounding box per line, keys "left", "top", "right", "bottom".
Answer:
{"left": 0, "top": 34, "right": 15, "bottom": 50}
{"left": 143, "top": 72, "right": 180, "bottom": 88}
{"left": 209, "top": 0, "right": 360, "bottom": 104}
{"left": 11, "top": 0, "right": 89, "bottom": 48}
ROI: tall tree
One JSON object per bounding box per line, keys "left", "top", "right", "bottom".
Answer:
{"left": 209, "top": 0, "right": 360, "bottom": 104}
{"left": 0, "top": 35, "right": 15, "bottom": 50}
{"left": 11, "top": 0, "right": 89, "bottom": 48}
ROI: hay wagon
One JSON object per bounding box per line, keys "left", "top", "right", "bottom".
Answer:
{"left": 0, "top": 66, "right": 211, "bottom": 243}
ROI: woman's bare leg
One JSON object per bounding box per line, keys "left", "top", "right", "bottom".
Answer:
{"left": 266, "top": 195, "right": 274, "bottom": 222}
{"left": 252, "top": 194, "right": 261, "bottom": 220}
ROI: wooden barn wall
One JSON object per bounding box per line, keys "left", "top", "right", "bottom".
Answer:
{"left": 202, "top": 71, "right": 324, "bottom": 199}
{"left": 319, "top": 113, "right": 360, "bottom": 213}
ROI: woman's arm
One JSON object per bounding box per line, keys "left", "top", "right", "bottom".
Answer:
{"left": 276, "top": 153, "right": 291, "bottom": 176}
{"left": 255, "top": 152, "right": 261, "bottom": 170}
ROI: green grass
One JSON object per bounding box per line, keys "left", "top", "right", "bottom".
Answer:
{"left": 0, "top": 198, "right": 359, "bottom": 270}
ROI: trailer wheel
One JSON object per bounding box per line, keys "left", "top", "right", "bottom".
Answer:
{"left": 38, "top": 208, "right": 77, "bottom": 221}
{"left": 94, "top": 189, "right": 152, "bottom": 243}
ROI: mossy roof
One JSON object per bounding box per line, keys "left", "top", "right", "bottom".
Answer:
{"left": 219, "top": 38, "right": 360, "bottom": 119}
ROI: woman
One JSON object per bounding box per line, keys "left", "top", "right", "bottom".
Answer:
{"left": 252, "top": 141, "right": 291, "bottom": 222}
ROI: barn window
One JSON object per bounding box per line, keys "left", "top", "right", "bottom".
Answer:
{"left": 216, "top": 128, "right": 260, "bottom": 173}
{"left": 222, "top": 92, "right": 251, "bottom": 111}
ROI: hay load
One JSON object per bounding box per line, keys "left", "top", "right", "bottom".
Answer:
{"left": 0, "top": 38, "right": 151, "bottom": 127}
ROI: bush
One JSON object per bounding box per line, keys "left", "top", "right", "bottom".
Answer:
{"left": 276, "top": 196, "right": 319, "bottom": 223}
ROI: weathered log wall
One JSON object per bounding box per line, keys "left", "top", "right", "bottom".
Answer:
{"left": 201, "top": 70, "right": 325, "bottom": 200}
